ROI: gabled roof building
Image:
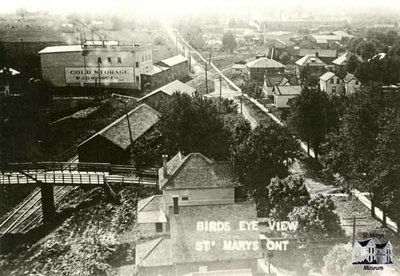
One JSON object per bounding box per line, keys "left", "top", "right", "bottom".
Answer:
{"left": 137, "top": 80, "right": 196, "bottom": 112}
{"left": 78, "top": 103, "right": 160, "bottom": 164}
{"left": 135, "top": 152, "right": 262, "bottom": 275}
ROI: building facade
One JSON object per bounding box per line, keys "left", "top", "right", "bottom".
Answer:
{"left": 39, "top": 41, "right": 153, "bottom": 90}
{"left": 319, "top": 72, "right": 343, "bottom": 94}
{"left": 141, "top": 54, "right": 189, "bottom": 92}
{"left": 135, "top": 152, "right": 263, "bottom": 275}
{"left": 246, "top": 57, "right": 285, "bottom": 83}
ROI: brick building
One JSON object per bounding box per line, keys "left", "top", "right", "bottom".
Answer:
{"left": 39, "top": 41, "right": 153, "bottom": 90}
{"left": 141, "top": 54, "right": 189, "bottom": 92}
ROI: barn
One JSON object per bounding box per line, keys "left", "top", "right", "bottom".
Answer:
{"left": 78, "top": 103, "right": 160, "bottom": 164}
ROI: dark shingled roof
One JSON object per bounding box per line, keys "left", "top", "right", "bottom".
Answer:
{"left": 159, "top": 152, "right": 238, "bottom": 190}
{"left": 376, "top": 242, "right": 388, "bottom": 249}
{"left": 83, "top": 104, "right": 160, "bottom": 150}
{"left": 357, "top": 239, "right": 372, "bottom": 247}
{"left": 170, "top": 202, "right": 262, "bottom": 264}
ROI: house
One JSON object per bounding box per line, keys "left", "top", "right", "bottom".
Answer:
{"left": 263, "top": 74, "right": 291, "bottom": 97}
{"left": 332, "top": 53, "right": 348, "bottom": 69}
{"left": 319, "top": 72, "right": 343, "bottom": 94}
{"left": 246, "top": 57, "right": 285, "bottom": 83}
{"left": 272, "top": 85, "right": 301, "bottom": 108}
{"left": 78, "top": 104, "right": 160, "bottom": 164}
{"left": 137, "top": 80, "right": 196, "bottom": 111}
{"left": 295, "top": 55, "right": 326, "bottom": 77}
{"left": 231, "top": 63, "right": 247, "bottom": 75}
{"left": 343, "top": 73, "right": 361, "bottom": 95}
{"left": 135, "top": 152, "right": 263, "bottom": 275}
{"left": 298, "top": 49, "right": 337, "bottom": 64}
{"left": 352, "top": 239, "right": 393, "bottom": 264}
{"left": 332, "top": 30, "right": 354, "bottom": 40}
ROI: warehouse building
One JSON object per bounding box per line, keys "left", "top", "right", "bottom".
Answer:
{"left": 78, "top": 103, "right": 160, "bottom": 164}
{"left": 39, "top": 41, "right": 153, "bottom": 90}
{"left": 141, "top": 54, "right": 189, "bottom": 92}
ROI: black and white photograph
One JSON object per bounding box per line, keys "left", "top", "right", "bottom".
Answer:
{"left": 0, "top": 0, "right": 399, "bottom": 275}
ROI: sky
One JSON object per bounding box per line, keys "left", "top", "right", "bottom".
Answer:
{"left": 1, "top": 0, "right": 400, "bottom": 15}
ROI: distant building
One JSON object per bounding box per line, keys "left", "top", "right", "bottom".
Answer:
{"left": 231, "top": 63, "right": 247, "bottom": 75}
{"left": 135, "top": 152, "right": 262, "bottom": 275}
{"left": 295, "top": 55, "right": 326, "bottom": 77}
{"left": 39, "top": 41, "right": 153, "bottom": 90}
{"left": 78, "top": 104, "right": 160, "bottom": 164}
{"left": 137, "top": 80, "right": 196, "bottom": 111}
{"left": 332, "top": 52, "right": 348, "bottom": 69}
{"left": 298, "top": 49, "right": 337, "bottom": 64}
{"left": 141, "top": 54, "right": 189, "bottom": 92}
{"left": 343, "top": 73, "right": 361, "bottom": 95}
{"left": 319, "top": 71, "right": 343, "bottom": 94}
{"left": 263, "top": 74, "right": 292, "bottom": 97}
{"left": 246, "top": 57, "right": 285, "bottom": 83}
{"left": 332, "top": 30, "right": 354, "bottom": 40}
{"left": 352, "top": 239, "right": 393, "bottom": 264}
{"left": 272, "top": 85, "right": 301, "bottom": 108}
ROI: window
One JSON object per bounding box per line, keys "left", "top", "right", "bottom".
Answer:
{"left": 355, "top": 81, "right": 359, "bottom": 85}
{"left": 117, "top": 57, "right": 122, "bottom": 63}
{"left": 136, "top": 62, "right": 139, "bottom": 68}
{"left": 336, "top": 78, "right": 340, "bottom": 84}
{"left": 108, "top": 57, "right": 112, "bottom": 63}
{"left": 156, "top": 223, "right": 163, "bottom": 233}
{"left": 98, "top": 57, "right": 102, "bottom": 64}
{"left": 332, "top": 86, "right": 336, "bottom": 93}
{"left": 182, "top": 195, "right": 189, "bottom": 201}
{"left": 136, "top": 76, "right": 139, "bottom": 82}
{"left": 330, "top": 79, "right": 334, "bottom": 84}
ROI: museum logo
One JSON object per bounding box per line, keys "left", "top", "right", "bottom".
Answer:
{"left": 352, "top": 236, "right": 393, "bottom": 271}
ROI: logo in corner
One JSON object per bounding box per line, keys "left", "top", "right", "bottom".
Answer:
{"left": 352, "top": 238, "right": 394, "bottom": 265}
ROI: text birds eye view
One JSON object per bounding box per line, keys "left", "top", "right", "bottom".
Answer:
{"left": 0, "top": 0, "right": 399, "bottom": 275}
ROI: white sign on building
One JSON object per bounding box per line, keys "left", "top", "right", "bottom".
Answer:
{"left": 65, "top": 67, "right": 134, "bottom": 84}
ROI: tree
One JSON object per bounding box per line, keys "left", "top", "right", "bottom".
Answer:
{"left": 321, "top": 244, "right": 365, "bottom": 276}
{"left": 241, "top": 81, "right": 262, "bottom": 99}
{"left": 299, "top": 66, "right": 319, "bottom": 88}
{"left": 288, "top": 195, "right": 345, "bottom": 269}
{"left": 355, "top": 41, "right": 376, "bottom": 60}
{"left": 279, "top": 52, "right": 290, "bottom": 65}
{"left": 222, "top": 31, "right": 237, "bottom": 53}
{"left": 323, "top": 84, "right": 400, "bottom": 218}
{"left": 267, "top": 175, "right": 310, "bottom": 219}
{"left": 158, "top": 93, "right": 242, "bottom": 161}
{"left": 346, "top": 54, "right": 360, "bottom": 74}
{"left": 288, "top": 88, "right": 338, "bottom": 160}
{"left": 231, "top": 124, "right": 300, "bottom": 215}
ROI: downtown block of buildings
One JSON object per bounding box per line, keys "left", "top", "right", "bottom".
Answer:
{"left": 38, "top": 40, "right": 189, "bottom": 92}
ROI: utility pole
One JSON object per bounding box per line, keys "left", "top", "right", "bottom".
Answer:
{"left": 219, "top": 75, "right": 222, "bottom": 100}
{"left": 124, "top": 104, "right": 134, "bottom": 166}
{"left": 352, "top": 217, "right": 356, "bottom": 246}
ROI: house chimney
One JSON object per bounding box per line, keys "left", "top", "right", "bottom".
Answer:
{"left": 173, "top": 196, "right": 179, "bottom": 214}
{"left": 162, "top": 154, "right": 168, "bottom": 178}
{"left": 315, "top": 52, "right": 319, "bottom": 57}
